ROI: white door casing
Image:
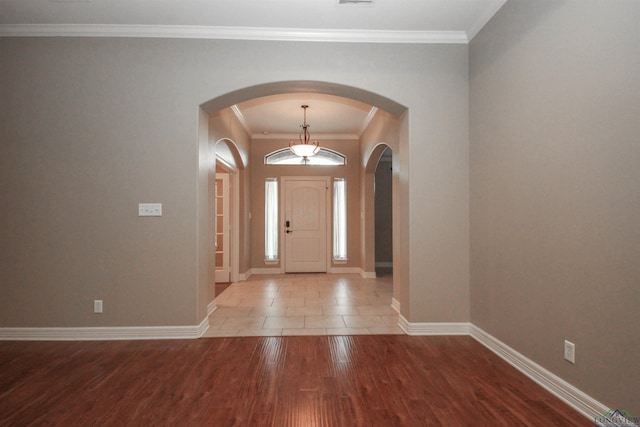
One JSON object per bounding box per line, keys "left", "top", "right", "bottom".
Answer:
{"left": 215, "top": 173, "right": 230, "bottom": 282}
{"left": 283, "top": 177, "right": 329, "bottom": 273}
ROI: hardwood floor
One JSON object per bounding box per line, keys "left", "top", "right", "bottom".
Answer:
{"left": 0, "top": 336, "right": 591, "bottom": 426}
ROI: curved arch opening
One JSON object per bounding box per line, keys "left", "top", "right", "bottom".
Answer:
{"left": 198, "top": 80, "right": 408, "bottom": 326}
{"left": 201, "top": 80, "right": 407, "bottom": 118}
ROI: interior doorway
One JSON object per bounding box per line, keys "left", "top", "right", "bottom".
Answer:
{"left": 374, "top": 147, "right": 393, "bottom": 277}
{"left": 199, "top": 81, "right": 408, "bottom": 321}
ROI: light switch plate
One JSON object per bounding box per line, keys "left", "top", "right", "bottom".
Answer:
{"left": 138, "top": 203, "right": 162, "bottom": 216}
{"left": 564, "top": 340, "right": 575, "bottom": 364}
{"left": 94, "top": 300, "right": 103, "bottom": 314}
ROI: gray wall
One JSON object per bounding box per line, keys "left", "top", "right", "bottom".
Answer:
{"left": 0, "top": 37, "right": 469, "bottom": 326}
{"left": 470, "top": 0, "right": 640, "bottom": 414}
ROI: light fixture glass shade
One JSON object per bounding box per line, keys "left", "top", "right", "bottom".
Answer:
{"left": 289, "top": 142, "right": 320, "bottom": 157}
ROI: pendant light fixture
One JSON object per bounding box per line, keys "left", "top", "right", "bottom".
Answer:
{"left": 289, "top": 105, "right": 320, "bottom": 160}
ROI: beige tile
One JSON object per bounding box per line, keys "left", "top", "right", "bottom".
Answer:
{"left": 271, "top": 297, "right": 306, "bottom": 308}
{"left": 322, "top": 305, "right": 360, "bottom": 316}
{"left": 368, "top": 326, "right": 404, "bottom": 335}
{"left": 356, "top": 305, "right": 397, "bottom": 316}
{"left": 381, "top": 315, "right": 400, "bottom": 327}
{"left": 207, "top": 317, "right": 226, "bottom": 330}
{"left": 263, "top": 316, "right": 305, "bottom": 329}
{"left": 250, "top": 306, "right": 289, "bottom": 316}
{"left": 282, "top": 328, "right": 326, "bottom": 336}
{"left": 210, "top": 307, "right": 253, "bottom": 317}
{"left": 304, "top": 316, "right": 346, "bottom": 329}
{"left": 205, "top": 329, "right": 239, "bottom": 337}
{"left": 336, "top": 297, "right": 371, "bottom": 306}
{"left": 326, "top": 328, "right": 371, "bottom": 335}
{"left": 236, "top": 328, "right": 282, "bottom": 337}
{"left": 287, "top": 306, "right": 323, "bottom": 316}
{"left": 343, "top": 315, "right": 388, "bottom": 329}
{"left": 237, "top": 298, "right": 275, "bottom": 307}
{"left": 207, "top": 273, "right": 405, "bottom": 337}
{"left": 220, "top": 316, "right": 266, "bottom": 330}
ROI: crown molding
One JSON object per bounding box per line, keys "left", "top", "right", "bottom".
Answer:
{"left": 0, "top": 24, "right": 469, "bottom": 43}
{"left": 467, "top": 0, "right": 507, "bottom": 41}
{"left": 252, "top": 133, "right": 359, "bottom": 140}
{"left": 230, "top": 105, "right": 253, "bottom": 137}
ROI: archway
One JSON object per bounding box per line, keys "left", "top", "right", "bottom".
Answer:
{"left": 197, "top": 81, "right": 409, "bottom": 322}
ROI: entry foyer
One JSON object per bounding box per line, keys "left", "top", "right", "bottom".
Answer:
{"left": 204, "top": 273, "right": 403, "bottom": 337}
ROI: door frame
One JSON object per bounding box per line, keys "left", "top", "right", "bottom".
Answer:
{"left": 216, "top": 155, "right": 240, "bottom": 283}
{"left": 214, "top": 172, "right": 230, "bottom": 283}
{"left": 280, "top": 176, "right": 331, "bottom": 274}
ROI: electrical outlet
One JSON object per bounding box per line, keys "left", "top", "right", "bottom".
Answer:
{"left": 94, "top": 300, "right": 103, "bottom": 314}
{"left": 138, "top": 203, "right": 162, "bottom": 217}
{"left": 564, "top": 340, "right": 575, "bottom": 364}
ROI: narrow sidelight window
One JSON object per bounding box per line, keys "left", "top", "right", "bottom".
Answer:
{"left": 265, "top": 178, "right": 278, "bottom": 261}
{"left": 333, "top": 178, "right": 347, "bottom": 260}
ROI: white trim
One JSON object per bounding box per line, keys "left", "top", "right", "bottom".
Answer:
{"left": 360, "top": 270, "right": 377, "bottom": 279}
{"left": 239, "top": 270, "right": 252, "bottom": 281}
{"left": 252, "top": 133, "right": 359, "bottom": 141}
{"left": 0, "top": 24, "right": 469, "bottom": 44}
{"left": 391, "top": 298, "right": 400, "bottom": 313}
{"left": 251, "top": 267, "right": 282, "bottom": 275}
{"left": 328, "top": 266, "right": 360, "bottom": 274}
{"left": 358, "top": 107, "right": 378, "bottom": 137}
{"left": 0, "top": 317, "right": 210, "bottom": 341}
{"left": 230, "top": 105, "right": 253, "bottom": 137}
{"left": 397, "top": 316, "right": 470, "bottom": 336}
{"left": 207, "top": 300, "right": 218, "bottom": 317}
{"left": 466, "top": 0, "right": 508, "bottom": 41}
{"left": 469, "top": 325, "right": 614, "bottom": 424}
{"left": 375, "top": 261, "right": 393, "bottom": 268}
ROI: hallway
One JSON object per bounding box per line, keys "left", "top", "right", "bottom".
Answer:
{"left": 203, "top": 273, "right": 403, "bottom": 337}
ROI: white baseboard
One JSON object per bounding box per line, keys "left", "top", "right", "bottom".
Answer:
{"left": 391, "top": 298, "right": 401, "bottom": 313}
{"left": 469, "top": 325, "right": 613, "bottom": 424}
{"left": 251, "top": 267, "right": 282, "bottom": 275}
{"left": 329, "top": 266, "right": 361, "bottom": 274}
{"left": 375, "top": 262, "right": 393, "bottom": 268}
{"left": 207, "top": 300, "right": 218, "bottom": 316}
{"left": 397, "top": 316, "right": 470, "bottom": 335}
{"left": 360, "top": 270, "right": 377, "bottom": 278}
{"left": 238, "top": 270, "right": 252, "bottom": 281}
{"left": 0, "top": 317, "right": 210, "bottom": 341}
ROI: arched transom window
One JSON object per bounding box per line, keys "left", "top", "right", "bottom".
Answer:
{"left": 264, "top": 148, "right": 346, "bottom": 166}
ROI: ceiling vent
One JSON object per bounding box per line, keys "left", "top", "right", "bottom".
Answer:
{"left": 337, "top": 0, "right": 375, "bottom": 5}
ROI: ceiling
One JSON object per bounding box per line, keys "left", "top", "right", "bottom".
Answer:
{"left": 234, "top": 93, "right": 376, "bottom": 140}
{"left": 0, "top": 0, "right": 507, "bottom": 139}
{"left": 0, "top": 0, "right": 507, "bottom": 42}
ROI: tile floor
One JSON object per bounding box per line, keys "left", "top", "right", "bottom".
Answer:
{"left": 203, "top": 273, "right": 404, "bottom": 337}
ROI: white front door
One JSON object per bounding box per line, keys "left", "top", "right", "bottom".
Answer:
{"left": 215, "top": 173, "right": 230, "bottom": 282}
{"left": 283, "top": 177, "right": 328, "bottom": 273}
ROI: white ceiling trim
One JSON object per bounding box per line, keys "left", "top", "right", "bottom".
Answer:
{"left": 466, "top": 0, "right": 507, "bottom": 40}
{"left": 0, "top": 24, "right": 470, "bottom": 44}
{"left": 252, "top": 133, "right": 359, "bottom": 141}
{"left": 230, "top": 105, "right": 253, "bottom": 137}
{"left": 358, "top": 107, "right": 379, "bottom": 137}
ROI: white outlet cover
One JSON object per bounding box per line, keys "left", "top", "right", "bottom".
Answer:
{"left": 138, "top": 203, "right": 162, "bottom": 217}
